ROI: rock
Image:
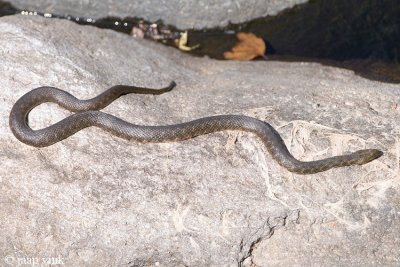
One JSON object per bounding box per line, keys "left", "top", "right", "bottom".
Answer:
{"left": 11, "top": 0, "right": 308, "bottom": 29}
{"left": 0, "top": 15, "right": 399, "bottom": 266}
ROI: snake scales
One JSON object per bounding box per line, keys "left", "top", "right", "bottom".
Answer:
{"left": 9, "top": 81, "right": 382, "bottom": 174}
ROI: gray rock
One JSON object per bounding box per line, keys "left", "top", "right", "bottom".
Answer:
{"left": 11, "top": 0, "right": 308, "bottom": 29}
{"left": 0, "top": 15, "right": 399, "bottom": 267}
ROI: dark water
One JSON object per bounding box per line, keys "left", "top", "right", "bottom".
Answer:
{"left": 241, "top": 0, "right": 399, "bottom": 63}
{"left": 1, "top": 0, "right": 399, "bottom": 83}
{"left": 187, "top": 0, "right": 400, "bottom": 83}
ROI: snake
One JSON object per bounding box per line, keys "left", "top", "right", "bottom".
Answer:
{"left": 9, "top": 81, "right": 383, "bottom": 174}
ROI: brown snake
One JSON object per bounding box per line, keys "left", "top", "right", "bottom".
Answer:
{"left": 9, "top": 81, "right": 383, "bottom": 174}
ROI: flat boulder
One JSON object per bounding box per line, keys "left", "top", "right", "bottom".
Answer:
{"left": 0, "top": 15, "right": 399, "bottom": 266}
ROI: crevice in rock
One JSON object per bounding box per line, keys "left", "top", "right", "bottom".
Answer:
{"left": 238, "top": 210, "right": 301, "bottom": 266}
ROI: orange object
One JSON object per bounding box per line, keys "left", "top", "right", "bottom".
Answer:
{"left": 223, "top": 32, "right": 266, "bottom": 60}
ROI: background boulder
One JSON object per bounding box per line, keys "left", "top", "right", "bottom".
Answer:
{"left": 11, "top": 0, "right": 308, "bottom": 29}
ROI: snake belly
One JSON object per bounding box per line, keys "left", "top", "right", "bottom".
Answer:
{"left": 9, "top": 81, "right": 383, "bottom": 174}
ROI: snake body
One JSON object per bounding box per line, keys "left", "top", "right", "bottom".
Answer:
{"left": 9, "top": 81, "right": 382, "bottom": 174}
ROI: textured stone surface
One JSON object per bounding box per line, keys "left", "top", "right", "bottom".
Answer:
{"left": 0, "top": 15, "right": 399, "bottom": 266}
{"left": 11, "top": 0, "right": 308, "bottom": 29}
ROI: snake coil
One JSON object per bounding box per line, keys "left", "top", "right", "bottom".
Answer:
{"left": 9, "top": 81, "right": 383, "bottom": 174}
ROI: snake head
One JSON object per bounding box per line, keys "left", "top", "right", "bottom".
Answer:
{"left": 351, "top": 149, "right": 383, "bottom": 165}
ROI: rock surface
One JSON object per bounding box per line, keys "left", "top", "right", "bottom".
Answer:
{"left": 0, "top": 15, "right": 399, "bottom": 267}
{"left": 11, "top": 0, "right": 308, "bottom": 29}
